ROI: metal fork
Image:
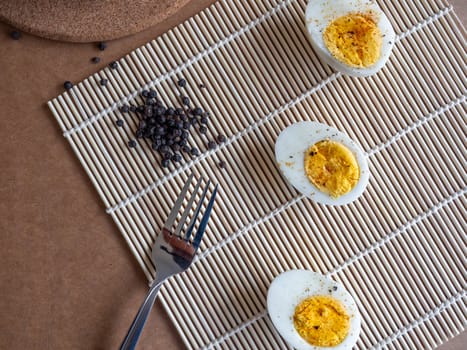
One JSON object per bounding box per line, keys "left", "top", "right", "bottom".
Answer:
{"left": 120, "top": 174, "right": 217, "bottom": 350}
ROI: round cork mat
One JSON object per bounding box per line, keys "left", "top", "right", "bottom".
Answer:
{"left": 0, "top": 0, "right": 191, "bottom": 42}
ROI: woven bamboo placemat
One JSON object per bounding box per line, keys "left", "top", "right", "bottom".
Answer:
{"left": 48, "top": 0, "right": 466, "bottom": 348}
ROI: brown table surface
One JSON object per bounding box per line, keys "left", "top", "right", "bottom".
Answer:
{"left": 1, "top": 1, "right": 465, "bottom": 349}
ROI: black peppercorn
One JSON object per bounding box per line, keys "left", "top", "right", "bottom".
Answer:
{"left": 216, "top": 135, "right": 226, "bottom": 143}
{"left": 10, "top": 30, "right": 21, "bottom": 40}
{"left": 181, "top": 96, "right": 190, "bottom": 106}
{"left": 64, "top": 81, "right": 73, "bottom": 90}
{"left": 192, "top": 107, "right": 203, "bottom": 116}
{"left": 171, "top": 154, "right": 182, "bottom": 162}
{"left": 149, "top": 89, "right": 157, "bottom": 99}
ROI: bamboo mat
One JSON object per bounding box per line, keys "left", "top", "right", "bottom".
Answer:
{"left": 48, "top": 0, "right": 466, "bottom": 349}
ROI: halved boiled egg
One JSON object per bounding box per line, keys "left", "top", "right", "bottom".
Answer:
{"left": 275, "top": 121, "right": 369, "bottom": 205}
{"left": 267, "top": 270, "right": 361, "bottom": 350}
{"left": 305, "top": 0, "right": 396, "bottom": 76}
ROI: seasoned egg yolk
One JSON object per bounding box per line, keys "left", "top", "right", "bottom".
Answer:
{"left": 304, "top": 140, "right": 360, "bottom": 198}
{"left": 293, "top": 295, "right": 350, "bottom": 347}
{"left": 323, "top": 12, "right": 382, "bottom": 67}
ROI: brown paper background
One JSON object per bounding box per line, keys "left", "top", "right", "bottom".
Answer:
{"left": 0, "top": 1, "right": 465, "bottom": 349}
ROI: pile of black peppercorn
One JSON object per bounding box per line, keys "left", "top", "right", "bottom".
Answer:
{"left": 117, "top": 79, "right": 226, "bottom": 168}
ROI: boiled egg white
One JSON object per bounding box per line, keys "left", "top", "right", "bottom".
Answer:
{"left": 305, "top": 0, "right": 396, "bottom": 77}
{"left": 267, "top": 270, "right": 361, "bottom": 350}
{"left": 275, "top": 121, "right": 369, "bottom": 205}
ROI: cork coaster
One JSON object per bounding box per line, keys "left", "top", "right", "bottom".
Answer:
{"left": 0, "top": 0, "right": 191, "bottom": 42}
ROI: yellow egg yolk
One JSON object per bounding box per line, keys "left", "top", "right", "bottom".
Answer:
{"left": 304, "top": 140, "right": 360, "bottom": 198}
{"left": 323, "top": 12, "right": 382, "bottom": 67}
{"left": 293, "top": 295, "right": 350, "bottom": 347}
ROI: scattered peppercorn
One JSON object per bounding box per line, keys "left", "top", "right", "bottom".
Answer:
{"left": 128, "top": 140, "right": 137, "bottom": 148}
{"left": 207, "top": 141, "right": 217, "bottom": 150}
{"left": 64, "top": 81, "right": 73, "bottom": 90}
{"left": 148, "top": 89, "right": 157, "bottom": 98}
{"left": 91, "top": 57, "right": 101, "bottom": 64}
{"left": 98, "top": 42, "right": 107, "bottom": 51}
{"left": 119, "top": 104, "right": 129, "bottom": 113}
{"left": 109, "top": 61, "right": 118, "bottom": 69}
{"left": 192, "top": 107, "right": 203, "bottom": 116}
{"left": 333, "top": 286, "right": 338, "bottom": 291}
{"left": 181, "top": 96, "right": 190, "bottom": 106}
{"left": 198, "top": 83, "right": 205, "bottom": 89}
{"left": 199, "top": 126, "right": 207, "bottom": 134}
{"left": 218, "top": 160, "right": 227, "bottom": 169}
{"left": 10, "top": 30, "right": 21, "bottom": 40}
{"left": 216, "top": 135, "right": 226, "bottom": 143}
{"left": 171, "top": 154, "right": 182, "bottom": 162}
{"left": 116, "top": 119, "right": 124, "bottom": 127}
{"left": 177, "top": 79, "right": 187, "bottom": 88}
{"left": 100, "top": 78, "right": 108, "bottom": 86}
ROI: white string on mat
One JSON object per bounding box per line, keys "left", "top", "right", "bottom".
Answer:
{"left": 107, "top": 91, "right": 464, "bottom": 263}
{"left": 47, "top": 101, "right": 112, "bottom": 208}
{"left": 161, "top": 91, "right": 463, "bottom": 286}
{"left": 371, "top": 290, "right": 466, "bottom": 350}
{"left": 204, "top": 310, "right": 268, "bottom": 350}
{"left": 103, "top": 5, "right": 454, "bottom": 214}
{"left": 327, "top": 188, "right": 466, "bottom": 276}
{"left": 200, "top": 188, "right": 466, "bottom": 348}
{"left": 194, "top": 194, "right": 305, "bottom": 263}
{"left": 104, "top": 72, "right": 340, "bottom": 214}
{"left": 71, "top": 87, "right": 160, "bottom": 246}
{"left": 166, "top": 98, "right": 466, "bottom": 344}
{"left": 196, "top": 73, "right": 466, "bottom": 328}
{"left": 61, "top": 0, "right": 295, "bottom": 138}
{"left": 366, "top": 95, "right": 466, "bottom": 157}
{"left": 59, "top": 2, "right": 452, "bottom": 137}
{"left": 153, "top": 92, "right": 465, "bottom": 297}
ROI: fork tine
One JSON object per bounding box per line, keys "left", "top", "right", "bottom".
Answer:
{"left": 184, "top": 180, "right": 210, "bottom": 241}
{"left": 192, "top": 184, "right": 218, "bottom": 249}
{"left": 164, "top": 173, "right": 194, "bottom": 229}
{"left": 174, "top": 176, "right": 203, "bottom": 237}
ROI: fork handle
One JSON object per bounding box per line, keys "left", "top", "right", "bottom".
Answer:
{"left": 119, "top": 282, "right": 162, "bottom": 350}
